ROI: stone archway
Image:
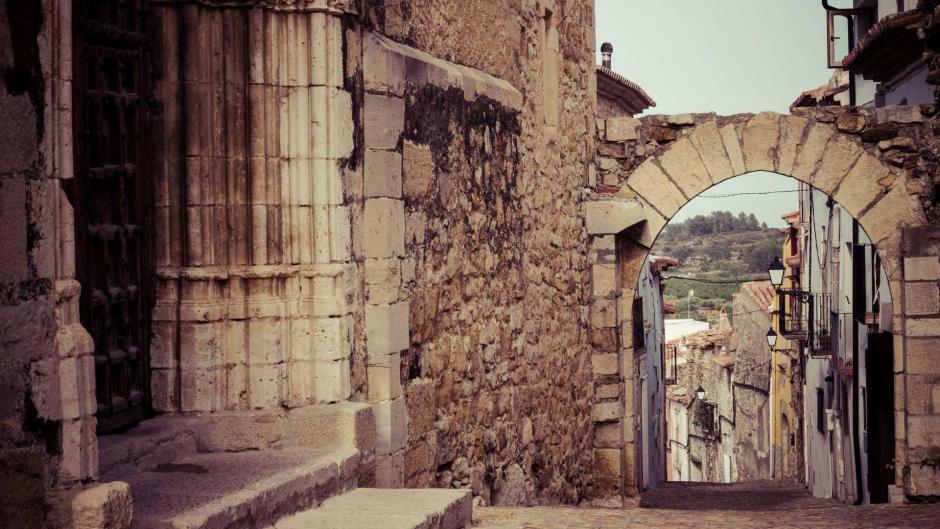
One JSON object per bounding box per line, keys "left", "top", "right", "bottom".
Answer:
{"left": 586, "top": 107, "right": 940, "bottom": 498}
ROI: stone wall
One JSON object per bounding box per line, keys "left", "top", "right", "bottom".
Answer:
{"left": 0, "top": 0, "right": 107, "bottom": 523}
{"left": 358, "top": 0, "right": 598, "bottom": 504}
{"left": 730, "top": 290, "right": 772, "bottom": 481}
{"left": 899, "top": 225, "right": 940, "bottom": 496}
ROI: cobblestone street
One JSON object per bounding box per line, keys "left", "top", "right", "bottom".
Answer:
{"left": 474, "top": 481, "right": 940, "bottom": 528}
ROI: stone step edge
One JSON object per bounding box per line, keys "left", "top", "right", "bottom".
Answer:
{"left": 274, "top": 488, "right": 473, "bottom": 529}
{"left": 133, "top": 447, "right": 361, "bottom": 529}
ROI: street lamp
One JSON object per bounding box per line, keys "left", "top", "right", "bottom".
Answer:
{"left": 767, "top": 257, "right": 785, "bottom": 289}
{"left": 766, "top": 328, "right": 777, "bottom": 349}
{"left": 695, "top": 386, "right": 705, "bottom": 401}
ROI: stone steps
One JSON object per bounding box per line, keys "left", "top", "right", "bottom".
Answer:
{"left": 272, "top": 488, "right": 472, "bottom": 529}
{"left": 114, "top": 446, "right": 359, "bottom": 529}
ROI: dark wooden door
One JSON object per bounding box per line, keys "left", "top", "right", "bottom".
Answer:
{"left": 865, "top": 332, "right": 895, "bottom": 503}
{"left": 70, "top": 0, "right": 152, "bottom": 433}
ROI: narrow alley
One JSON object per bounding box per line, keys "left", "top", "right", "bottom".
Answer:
{"left": 475, "top": 481, "right": 940, "bottom": 528}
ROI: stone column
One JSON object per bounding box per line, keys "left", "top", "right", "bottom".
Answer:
{"left": 150, "top": 0, "right": 356, "bottom": 413}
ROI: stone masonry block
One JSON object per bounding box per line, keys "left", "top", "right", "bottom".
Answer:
{"left": 719, "top": 123, "right": 745, "bottom": 176}
{"left": 364, "top": 257, "right": 402, "bottom": 305}
{"left": 402, "top": 141, "right": 435, "bottom": 200}
{"left": 368, "top": 363, "right": 402, "bottom": 401}
{"left": 776, "top": 115, "right": 809, "bottom": 176}
{"left": 832, "top": 154, "right": 891, "bottom": 218}
{"left": 791, "top": 123, "right": 835, "bottom": 182}
{"left": 907, "top": 416, "right": 940, "bottom": 448}
{"left": 49, "top": 481, "right": 132, "bottom": 529}
{"left": 741, "top": 111, "right": 780, "bottom": 173}
{"left": 907, "top": 317, "right": 940, "bottom": 337}
{"left": 657, "top": 137, "right": 711, "bottom": 198}
{"left": 364, "top": 149, "right": 402, "bottom": 198}
{"left": 596, "top": 383, "right": 620, "bottom": 401}
{"left": 812, "top": 136, "right": 862, "bottom": 194}
{"left": 375, "top": 451, "right": 404, "bottom": 488}
{"left": 593, "top": 402, "right": 620, "bottom": 423}
{"left": 905, "top": 282, "right": 940, "bottom": 316}
{"left": 689, "top": 121, "right": 733, "bottom": 183}
{"left": 363, "top": 198, "right": 405, "bottom": 258}
{"left": 594, "top": 448, "right": 622, "bottom": 488}
{"left": 584, "top": 200, "right": 647, "bottom": 235}
{"left": 315, "top": 358, "right": 351, "bottom": 402}
{"left": 592, "top": 353, "right": 619, "bottom": 377}
{"left": 905, "top": 257, "right": 940, "bottom": 281}
{"left": 374, "top": 397, "right": 408, "bottom": 455}
{"left": 591, "top": 298, "right": 617, "bottom": 329}
{"left": 592, "top": 263, "right": 617, "bottom": 297}
{"left": 364, "top": 93, "right": 404, "bottom": 150}
{"left": 605, "top": 116, "right": 640, "bottom": 142}
{"left": 594, "top": 422, "right": 621, "bottom": 448}
{"left": 365, "top": 302, "right": 410, "bottom": 356}
{"left": 626, "top": 159, "right": 686, "bottom": 218}
{"left": 907, "top": 339, "right": 940, "bottom": 374}
{"left": 861, "top": 184, "right": 924, "bottom": 244}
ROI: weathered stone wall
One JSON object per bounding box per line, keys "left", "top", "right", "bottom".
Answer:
{"left": 0, "top": 0, "right": 113, "bottom": 523}
{"left": 358, "top": 0, "right": 598, "bottom": 504}
{"left": 0, "top": 2, "right": 57, "bottom": 524}
{"left": 899, "top": 225, "right": 940, "bottom": 496}
{"left": 730, "top": 290, "right": 772, "bottom": 481}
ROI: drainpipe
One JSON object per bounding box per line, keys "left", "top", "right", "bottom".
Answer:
{"left": 851, "top": 221, "right": 865, "bottom": 505}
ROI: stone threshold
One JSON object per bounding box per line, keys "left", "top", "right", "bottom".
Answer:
{"left": 108, "top": 446, "right": 359, "bottom": 529}
{"left": 271, "top": 488, "right": 472, "bottom": 529}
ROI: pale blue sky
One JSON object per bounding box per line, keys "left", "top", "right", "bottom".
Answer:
{"left": 596, "top": 0, "right": 846, "bottom": 227}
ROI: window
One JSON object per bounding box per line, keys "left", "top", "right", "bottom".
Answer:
{"left": 632, "top": 296, "right": 645, "bottom": 349}
{"left": 817, "top": 388, "right": 825, "bottom": 433}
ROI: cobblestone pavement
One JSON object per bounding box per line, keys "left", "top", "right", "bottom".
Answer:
{"left": 473, "top": 481, "right": 940, "bottom": 528}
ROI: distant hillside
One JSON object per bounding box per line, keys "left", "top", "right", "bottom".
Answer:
{"left": 650, "top": 212, "right": 785, "bottom": 323}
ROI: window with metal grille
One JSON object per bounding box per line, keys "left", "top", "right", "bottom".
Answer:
{"left": 809, "top": 293, "right": 833, "bottom": 357}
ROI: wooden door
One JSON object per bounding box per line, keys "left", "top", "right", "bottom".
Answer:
{"left": 70, "top": 0, "right": 152, "bottom": 433}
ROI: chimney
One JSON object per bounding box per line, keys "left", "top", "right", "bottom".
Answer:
{"left": 601, "top": 42, "right": 613, "bottom": 69}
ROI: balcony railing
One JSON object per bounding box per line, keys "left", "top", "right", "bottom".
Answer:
{"left": 809, "top": 293, "right": 834, "bottom": 358}
{"left": 777, "top": 288, "right": 808, "bottom": 340}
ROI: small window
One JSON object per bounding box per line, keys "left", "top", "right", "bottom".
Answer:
{"left": 817, "top": 388, "right": 825, "bottom": 433}
{"left": 632, "top": 296, "right": 645, "bottom": 348}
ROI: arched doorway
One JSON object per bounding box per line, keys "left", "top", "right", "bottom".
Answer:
{"left": 586, "top": 108, "right": 934, "bottom": 500}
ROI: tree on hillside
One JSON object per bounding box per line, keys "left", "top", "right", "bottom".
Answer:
{"left": 742, "top": 237, "right": 781, "bottom": 272}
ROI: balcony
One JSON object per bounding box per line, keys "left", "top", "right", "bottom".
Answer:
{"left": 777, "top": 288, "right": 808, "bottom": 340}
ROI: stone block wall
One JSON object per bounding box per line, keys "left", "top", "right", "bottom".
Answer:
{"left": 0, "top": 0, "right": 103, "bottom": 524}
{"left": 730, "top": 291, "right": 772, "bottom": 481}
{"left": 360, "top": 0, "right": 597, "bottom": 504}
{"left": 900, "top": 225, "right": 940, "bottom": 496}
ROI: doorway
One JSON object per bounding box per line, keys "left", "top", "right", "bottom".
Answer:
{"left": 70, "top": 0, "right": 153, "bottom": 433}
